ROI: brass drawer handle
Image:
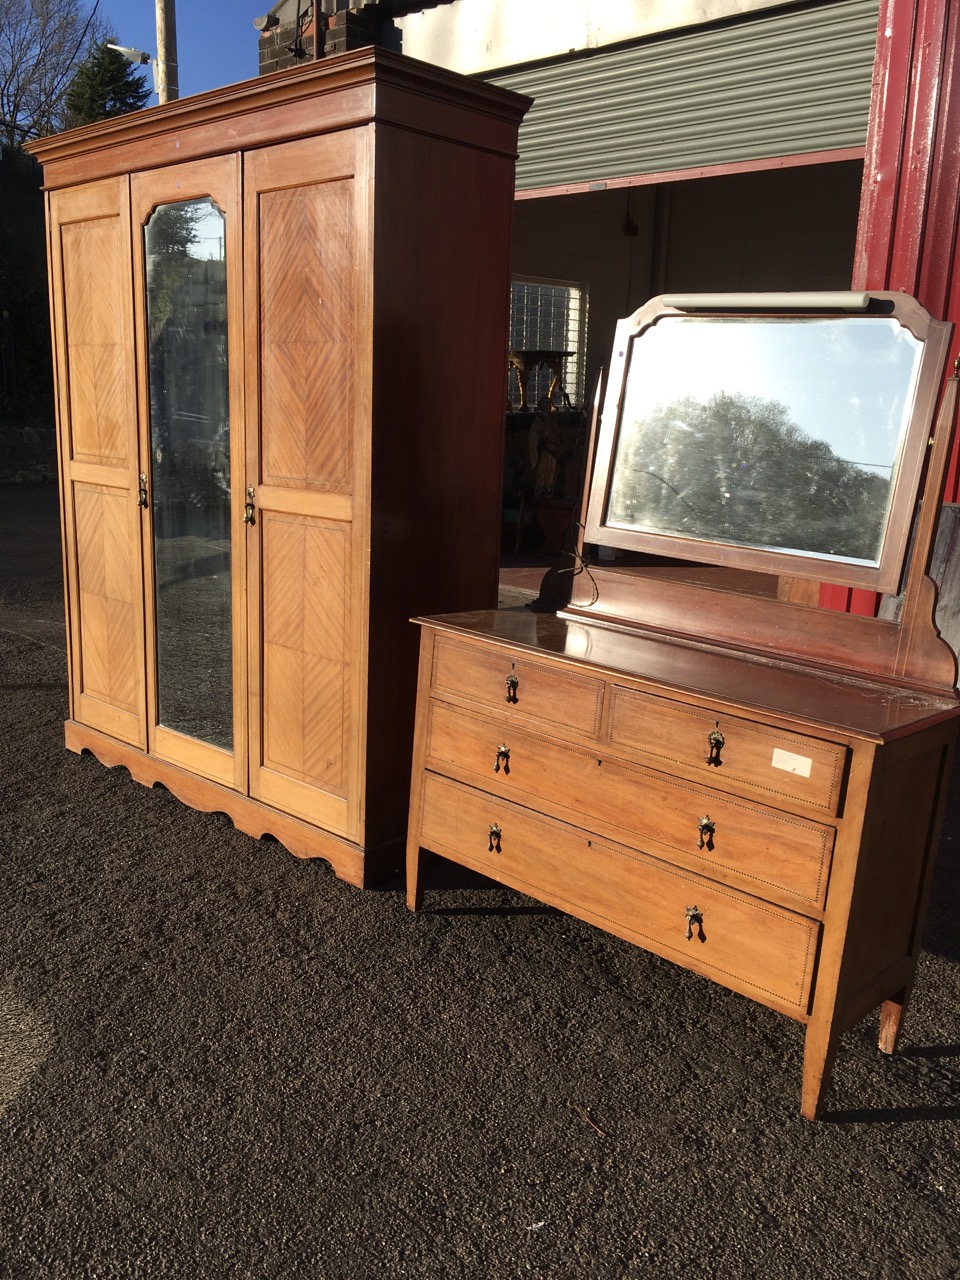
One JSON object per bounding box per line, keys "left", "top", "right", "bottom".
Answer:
{"left": 706, "top": 723, "right": 724, "bottom": 766}
{"left": 685, "top": 905, "right": 704, "bottom": 941}
{"left": 494, "top": 743, "right": 510, "bottom": 775}
{"left": 697, "top": 815, "right": 715, "bottom": 851}
{"left": 505, "top": 673, "right": 519, "bottom": 704}
{"left": 488, "top": 823, "right": 502, "bottom": 854}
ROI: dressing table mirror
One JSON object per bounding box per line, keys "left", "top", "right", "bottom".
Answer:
{"left": 407, "top": 291, "right": 960, "bottom": 1119}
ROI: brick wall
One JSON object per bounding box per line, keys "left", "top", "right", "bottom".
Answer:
{"left": 257, "top": 5, "right": 400, "bottom": 75}
{"left": 257, "top": 19, "right": 317, "bottom": 75}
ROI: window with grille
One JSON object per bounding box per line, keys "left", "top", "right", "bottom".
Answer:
{"left": 508, "top": 277, "right": 588, "bottom": 410}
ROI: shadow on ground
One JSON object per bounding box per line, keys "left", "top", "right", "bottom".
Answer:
{"left": 1, "top": 484, "right": 959, "bottom": 1278}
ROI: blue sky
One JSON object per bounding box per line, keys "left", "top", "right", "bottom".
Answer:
{"left": 102, "top": 1, "right": 270, "bottom": 100}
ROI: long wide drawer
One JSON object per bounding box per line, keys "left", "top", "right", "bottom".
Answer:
{"left": 416, "top": 771, "right": 820, "bottom": 1015}
{"left": 609, "top": 686, "right": 848, "bottom": 815}
{"left": 425, "top": 700, "right": 835, "bottom": 908}
{"left": 431, "top": 635, "right": 604, "bottom": 738}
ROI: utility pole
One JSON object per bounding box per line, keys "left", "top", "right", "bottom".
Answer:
{"left": 155, "top": 0, "right": 179, "bottom": 103}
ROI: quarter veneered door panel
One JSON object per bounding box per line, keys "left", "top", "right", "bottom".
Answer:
{"left": 73, "top": 483, "right": 141, "bottom": 717}
{"left": 60, "top": 219, "right": 129, "bottom": 465}
{"left": 50, "top": 178, "right": 145, "bottom": 748}
{"left": 260, "top": 512, "right": 350, "bottom": 816}
{"left": 245, "top": 131, "right": 367, "bottom": 839}
{"left": 258, "top": 178, "right": 355, "bottom": 493}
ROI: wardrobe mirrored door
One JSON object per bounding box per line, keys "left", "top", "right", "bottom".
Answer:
{"left": 133, "top": 157, "right": 245, "bottom": 790}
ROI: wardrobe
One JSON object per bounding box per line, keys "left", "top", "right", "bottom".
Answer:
{"left": 28, "top": 49, "right": 529, "bottom": 885}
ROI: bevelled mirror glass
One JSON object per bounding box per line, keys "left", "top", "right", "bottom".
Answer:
{"left": 144, "top": 197, "right": 233, "bottom": 751}
{"left": 584, "top": 294, "right": 951, "bottom": 595}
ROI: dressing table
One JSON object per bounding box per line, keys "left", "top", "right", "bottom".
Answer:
{"left": 406, "top": 291, "right": 959, "bottom": 1119}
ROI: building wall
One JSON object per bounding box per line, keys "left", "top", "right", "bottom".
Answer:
{"left": 510, "top": 162, "right": 863, "bottom": 401}
{"left": 396, "top": 0, "right": 813, "bottom": 74}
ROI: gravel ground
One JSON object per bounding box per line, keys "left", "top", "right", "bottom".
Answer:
{"left": 1, "top": 483, "right": 959, "bottom": 1279}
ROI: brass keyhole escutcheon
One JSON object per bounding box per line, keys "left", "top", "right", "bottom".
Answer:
{"left": 494, "top": 743, "right": 510, "bottom": 775}
{"left": 488, "top": 823, "right": 502, "bottom": 854}
{"left": 697, "top": 815, "right": 715, "bottom": 851}
{"left": 706, "top": 723, "right": 725, "bottom": 766}
{"left": 685, "top": 905, "right": 705, "bottom": 942}
{"left": 243, "top": 485, "right": 256, "bottom": 526}
{"left": 504, "top": 673, "right": 519, "bottom": 704}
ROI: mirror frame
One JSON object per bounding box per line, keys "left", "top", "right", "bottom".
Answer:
{"left": 583, "top": 292, "right": 952, "bottom": 595}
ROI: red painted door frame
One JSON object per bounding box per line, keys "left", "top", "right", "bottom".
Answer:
{"left": 821, "top": 0, "right": 960, "bottom": 613}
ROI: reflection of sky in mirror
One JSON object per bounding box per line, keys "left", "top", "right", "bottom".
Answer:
{"left": 189, "top": 203, "right": 226, "bottom": 260}
{"left": 623, "top": 317, "right": 923, "bottom": 477}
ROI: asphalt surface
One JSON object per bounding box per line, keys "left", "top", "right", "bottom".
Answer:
{"left": 1, "top": 482, "right": 959, "bottom": 1279}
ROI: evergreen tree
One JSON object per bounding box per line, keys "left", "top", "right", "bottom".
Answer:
{"left": 62, "top": 40, "right": 151, "bottom": 130}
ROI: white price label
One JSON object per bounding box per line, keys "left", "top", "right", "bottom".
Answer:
{"left": 771, "top": 748, "right": 813, "bottom": 778}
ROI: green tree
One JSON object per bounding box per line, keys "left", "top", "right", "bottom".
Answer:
{"left": 62, "top": 39, "right": 150, "bottom": 130}
{"left": 0, "top": 0, "right": 107, "bottom": 146}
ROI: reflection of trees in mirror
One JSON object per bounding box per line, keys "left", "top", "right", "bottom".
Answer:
{"left": 608, "top": 392, "right": 889, "bottom": 563}
{"left": 144, "top": 199, "right": 228, "bottom": 503}
{"left": 145, "top": 202, "right": 205, "bottom": 343}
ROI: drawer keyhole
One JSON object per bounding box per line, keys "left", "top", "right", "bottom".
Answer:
{"left": 706, "top": 724, "right": 725, "bottom": 767}
{"left": 685, "top": 905, "right": 705, "bottom": 942}
{"left": 494, "top": 744, "right": 511, "bottom": 775}
{"left": 505, "top": 674, "right": 519, "bottom": 704}
{"left": 697, "top": 815, "right": 716, "bottom": 851}
{"left": 488, "top": 823, "right": 502, "bottom": 854}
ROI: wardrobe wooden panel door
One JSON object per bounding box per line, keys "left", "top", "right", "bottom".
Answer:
{"left": 130, "top": 156, "right": 246, "bottom": 791}
{"left": 48, "top": 177, "right": 146, "bottom": 749}
{"left": 244, "top": 131, "right": 369, "bottom": 837}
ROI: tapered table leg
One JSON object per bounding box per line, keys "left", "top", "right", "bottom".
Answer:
{"left": 878, "top": 985, "right": 913, "bottom": 1055}
{"left": 801, "top": 1022, "right": 840, "bottom": 1121}
{"left": 406, "top": 840, "right": 425, "bottom": 911}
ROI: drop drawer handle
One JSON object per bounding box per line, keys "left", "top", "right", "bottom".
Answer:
{"left": 685, "top": 906, "right": 704, "bottom": 941}
{"left": 505, "top": 674, "right": 519, "bottom": 704}
{"left": 494, "top": 744, "right": 511, "bottom": 775}
{"left": 697, "top": 815, "right": 715, "bottom": 850}
{"left": 488, "top": 823, "right": 502, "bottom": 854}
{"left": 706, "top": 723, "right": 724, "bottom": 766}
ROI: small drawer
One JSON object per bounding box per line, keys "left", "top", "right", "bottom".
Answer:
{"left": 425, "top": 701, "right": 835, "bottom": 908}
{"left": 416, "top": 773, "right": 820, "bottom": 1014}
{"left": 609, "top": 687, "right": 848, "bottom": 815}
{"left": 431, "top": 634, "right": 604, "bottom": 737}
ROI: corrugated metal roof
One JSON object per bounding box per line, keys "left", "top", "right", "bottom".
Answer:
{"left": 488, "top": 0, "right": 879, "bottom": 191}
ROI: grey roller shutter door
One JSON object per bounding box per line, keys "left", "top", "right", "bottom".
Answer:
{"left": 488, "top": 0, "right": 879, "bottom": 192}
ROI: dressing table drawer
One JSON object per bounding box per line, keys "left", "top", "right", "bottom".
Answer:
{"left": 431, "top": 635, "right": 604, "bottom": 737}
{"left": 609, "top": 687, "right": 849, "bottom": 815}
{"left": 425, "top": 699, "right": 835, "bottom": 908}
{"left": 417, "top": 771, "right": 820, "bottom": 1015}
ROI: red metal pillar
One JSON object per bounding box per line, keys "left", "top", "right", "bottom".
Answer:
{"left": 821, "top": 0, "right": 960, "bottom": 613}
